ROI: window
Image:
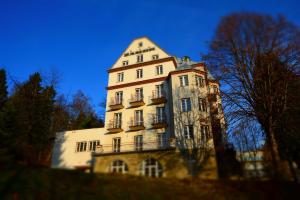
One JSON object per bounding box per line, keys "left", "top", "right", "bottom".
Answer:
{"left": 156, "top": 65, "right": 163, "bottom": 75}
{"left": 157, "top": 133, "right": 165, "bottom": 148}
{"left": 181, "top": 98, "right": 191, "bottom": 112}
{"left": 184, "top": 125, "right": 194, "bottom": 139}
{"left": 114, "top": 113, "right": 122, "bottom": 128}
{"left": 122, "top": 61, "right": 128, "bottom": 66}
{"left": 117, "top": 72, "right": 124, "bottom": 82}
{"left": 134, "top": 110, "right": 143, "bottom": 125}
{"left": 152, "top": 54, "right": 159, "bottom": 60}
{"left": 195, "top": 76, "right": 204, "bottom": 87}
{"left": 76, "top": 142, "right": 87, "bottom": 152}
{"left": 113, "top": 138, "right": 121, "bottom": 153}
{"left": 201, "top": 125, "right": 210, "bottom": 139}
{"left": 156, "top": 107, "right": 165, "bottom": 123}
{"left": 111, "top": 160, "right": 128, "bottom": 174}
{"left": 89, "top": 140, "right": 100, "bottom": 152}
{"left": 155, "top": 84, "right": 164, "bottom": 98}
{"left": 137, "top": 54, "right": 143, "bottom": 63}
{"left": 179, "top": 75, "right": 189, "bottom": 86}
{"left": 138, "top": 42, "right": 143, "bottom": 47}
{"left": 134, "top": 135, "right": 143, "bottom": 151}
{"left": 198, "top": 98, "right": 207, "bottom": 112}
{"left": 115, "top": 91, "right": 123, "bottom": 104}
{"left": 135, "top": 88, "right": 143, "bottom": 101}
{"left": 136, "top": 69, "right": 143, "bottom": 78}
{"left": 141, "top": 158, "right": 163, "bottom": 178}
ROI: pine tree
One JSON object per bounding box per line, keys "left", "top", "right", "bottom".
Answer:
{"left": 0, "top": 69, "right": 8, "bottom": 109}
{"left": 0, "top": 69, "right": 15, "bottom": 166}
{"left": 10, "top": 73, "right": 56, "bottom": 165}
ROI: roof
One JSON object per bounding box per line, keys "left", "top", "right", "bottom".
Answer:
{"left": 174, "top": 56, "right": 215, "bottom": 80}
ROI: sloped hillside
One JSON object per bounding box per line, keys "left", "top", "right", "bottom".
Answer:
{"left": 0, "top": 167, "right": 299, "bottom": 200}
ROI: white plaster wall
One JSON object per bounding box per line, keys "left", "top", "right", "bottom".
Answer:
{"left": 111, "top": 37, "right": 170, "bottom": 69}
{"left": 170, "top": 71, "right": 214, "bottom": 145}
{"left": 108, "top": 60, "right": 174, "bottom": 87}
{"left": 51, "top": 128, "right": 105, "bottom": 169}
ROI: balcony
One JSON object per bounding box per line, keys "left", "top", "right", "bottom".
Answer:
{"left": 128, "top": 119, "right": 145, "bottom": 131}
{"left": 109, "top": 98, "right": 124, "bottom": 111}
{"left": 93, "top": 139, "right": 175, "bottom": 155}
{"left": 151, "top": 115, "right": 167, "bottom": 129}
{"left": 107, "top": 120, "right": 123, "bottom": 133}
{"left": 129, "top": 95, "right": 145, "bottom": 108}
{"left": 150, "top": 90, "right": 167, "bottom": 105}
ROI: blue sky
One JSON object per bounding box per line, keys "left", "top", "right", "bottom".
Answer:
{"left": 1, "top": 0, "right": 299, "bottom": 114}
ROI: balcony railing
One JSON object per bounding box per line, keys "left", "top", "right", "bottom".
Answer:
{"left": 150, "top": 90, "right": 167, "bottom": 105}
{"left": 93, "top": 138, "right": 174, "bottom": 155}
{"left": 129, "top": 94, "right": 145, "bottom": 108}
{"left": 107, "top": 120, "right": 123, "bottom": 133}
{"left": 151, "top": 115, "right": 167, "bottom": 129}
{"left": 128, "top": 118, "right": 145, "bottom": 131}
{"left": 109, "top": 97, "right": 124, "bottom": 110}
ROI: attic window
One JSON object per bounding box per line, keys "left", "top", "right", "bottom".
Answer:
{"left": 122, "top": 61, "right": 128, "bottom": 66}
{"left": 152, "top": 55, "right": 159, "bottom": 60}
{"left": 138, "top": 42, "right": 143, "bottom": 47}
{"left": 137, "top": 54, "right": 143, "bottom": 63}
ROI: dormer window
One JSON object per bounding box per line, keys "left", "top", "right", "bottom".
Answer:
{"left": 137, "top": 54, "right": 143, "bottom": 63}
{"left": 152, "top": 55, "right": 159, "bottom": 60}
{"left": 122, "top": 61, "right": 128, "bottom": 66}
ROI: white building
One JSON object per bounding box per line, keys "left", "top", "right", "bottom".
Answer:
{"left": 52, "top": 37, "right": 225, "bottom": 178}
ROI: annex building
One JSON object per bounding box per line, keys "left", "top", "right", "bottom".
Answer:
{"left": 51, "top": 37, "right": 225, "bottom": 178}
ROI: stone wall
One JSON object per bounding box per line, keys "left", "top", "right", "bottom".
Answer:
{"left": 93, "top": 149, "right": 218, "bottom": 179}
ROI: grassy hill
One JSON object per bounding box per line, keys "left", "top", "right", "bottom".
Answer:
{"left": 1, "top": 166, "right": 299, "bottom": 200}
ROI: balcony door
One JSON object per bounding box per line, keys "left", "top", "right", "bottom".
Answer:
{"left": 115, "top": 91, "right": 123, "bottom": 104}
{"left": 155, "top": 84, "right": 163, "bottom": 98}
{"left": 114, "top": 113, "right": 122, "bottom": 128}
{"left": 134, "top": 110, "right": 143, "bottom": 126}
{"left": 156, "top": 107, "right": 165, "bottom": 123}
{"left": 135, "top": 88, "right": 143, "bottom": 101}
{"left": 113, "top": 138, "right": 121, "bottom": 153}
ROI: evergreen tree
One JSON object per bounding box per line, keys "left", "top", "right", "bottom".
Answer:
{"left": 0, "top": 69, "right": 16, "bottom": 166}
{"left": 10, "top": 73, "right": 56, "bottom": 165}
{"left": 0, "top": 69, "right": 8, "bottom": 109}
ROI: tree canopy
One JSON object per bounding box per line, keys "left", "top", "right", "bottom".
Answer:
{"left": 205, "top": 13, "right": 300, "bottom": 180}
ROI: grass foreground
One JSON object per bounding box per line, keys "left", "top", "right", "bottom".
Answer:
{"left": 0, "top": 166, "right": 299, "bottom": 200}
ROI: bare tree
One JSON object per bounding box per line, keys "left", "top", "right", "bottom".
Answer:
{"left": 172, "top": 85, "right": 213, "bottom": 176}
{"left": 204, "top": 13, "right": 300, "bottom": 179}
{"left": 231, "top": 120, "right": 265, "bottom": 178}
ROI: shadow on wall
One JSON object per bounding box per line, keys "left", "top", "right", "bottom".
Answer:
{"left": 51, "top": 133, "right": 67, "bottom": 168}
{"left": 172, "top": 86, "right": 213, "bottom": 177}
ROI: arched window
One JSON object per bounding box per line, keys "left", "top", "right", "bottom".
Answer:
{"left": 140, "top": 158, "right": 163, "bottom": 178}
{"left": 110, "top": 160, "right": 128, "bottom": 174}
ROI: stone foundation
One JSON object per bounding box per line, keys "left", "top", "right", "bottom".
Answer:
{"left": 92, "top": 148, "right": 218, "bottom": 179}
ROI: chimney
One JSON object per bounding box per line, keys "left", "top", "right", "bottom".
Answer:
{"left": 182, "top": 56, "right": 190, "bottom": 63}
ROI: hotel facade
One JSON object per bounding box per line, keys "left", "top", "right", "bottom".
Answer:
{"left": 52, "top": 37, "right": 225, "bottom": 178}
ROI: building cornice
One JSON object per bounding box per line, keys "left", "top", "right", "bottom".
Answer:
{"left": 169, "top": 68, "right": 206, "bottom": 76}
{"left": 107, "top": 57, "right": 177, "bottom": 73}
{"left": 107, "top": 76, "right": 168, "bottom": 90}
